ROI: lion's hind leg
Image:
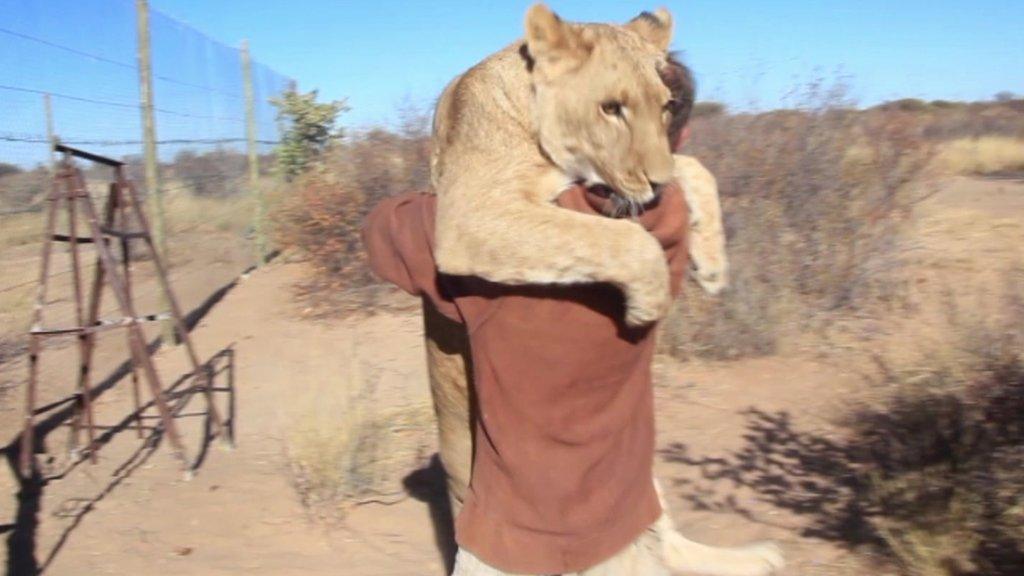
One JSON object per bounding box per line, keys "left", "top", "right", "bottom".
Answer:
{"left": 654, "top": 480, "right": 784, "bottom": 576}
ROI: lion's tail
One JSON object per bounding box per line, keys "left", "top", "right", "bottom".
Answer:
{"left": 653, "top": 481, "right": 785, "bottom": 576}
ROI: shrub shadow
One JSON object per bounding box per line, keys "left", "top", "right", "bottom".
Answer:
{"left": 661, "top": 360, "right": 1024, "bottom": 575}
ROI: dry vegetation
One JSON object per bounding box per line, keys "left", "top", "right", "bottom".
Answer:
{"left": 662, "top": 96, "right": 1024, "bottom": 574}
{"left": 933, "top": 136, "right": 1024, "bottom": 176}
{"left": 285, "top": 341, "right": 434, "bottom": 519}
{"left": 663, "top": 95, "right": 1024, "bottom": 361}
{"left": 851, "top": 270, "right": 1023, "bottom": 576}
{"left": 271, "top": 116, "right": 431, "bottom": 310}
{"left": 662, "top": 94, "right": 935, "bottom": 359}
{"left": 264, "top": 92, "right": 1024, "bottom": 575}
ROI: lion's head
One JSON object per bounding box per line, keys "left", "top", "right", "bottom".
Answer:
{"left": 524, "top": 4, "right": 676, "bottom": 208}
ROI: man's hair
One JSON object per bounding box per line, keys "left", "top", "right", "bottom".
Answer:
{"left": 659, "top": 53, "right": 695, "bottom": 145}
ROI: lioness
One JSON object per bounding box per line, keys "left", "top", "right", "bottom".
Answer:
{"left": 423, "top": 5, "right": 780, "bottom": 576}
{"left": 431, "top": 4, "right": 677, "bottom": 327}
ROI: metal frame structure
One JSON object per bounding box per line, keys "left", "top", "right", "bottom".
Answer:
{"left": 19, "top": 144, "right": 229, "bottom": 478}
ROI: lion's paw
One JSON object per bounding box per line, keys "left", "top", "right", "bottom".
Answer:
{"left": 694, "top": 265, "right": 728, "bottom": 296}
{"left": 661, "top": 530, "right": 784, "bottom": 576}
{"left": 624, "top": 282, "right": 671, "bottom": 327}
{"left": 727, "top": 542, "right": 785, "bottom": 576}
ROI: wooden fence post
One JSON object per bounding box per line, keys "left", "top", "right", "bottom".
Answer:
{"left": 136, "top": 0, "right": 175, "bottom": 344}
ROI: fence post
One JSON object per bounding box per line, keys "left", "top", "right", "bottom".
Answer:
{"left": 241, "top": 40, "right": 265, "bottom": 267}
{"left": 43, "top": 93, "right": 56, "bottom": 172}
{"left": 136, "top": 0, "right": 175, "bottom": 344}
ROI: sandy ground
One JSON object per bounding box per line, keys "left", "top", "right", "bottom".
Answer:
{"left": 1, "top": 175, "right": 1021, "bottom": 575}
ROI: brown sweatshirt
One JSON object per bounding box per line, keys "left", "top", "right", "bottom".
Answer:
{"left": 362, "top": 184, "right": 689, "bottom": 574}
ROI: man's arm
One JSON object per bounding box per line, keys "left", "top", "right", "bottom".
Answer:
{"left": 362, "top": 193, "right": 462, "bottom": 323}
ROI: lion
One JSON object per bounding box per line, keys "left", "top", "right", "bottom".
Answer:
{"left": 423, "top": 4, "right": 777, "bottom": 575}
{"left": 430, "top": 3, "right": 677, "bottom": 328}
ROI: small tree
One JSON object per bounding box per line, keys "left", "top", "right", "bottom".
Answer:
{"left": 0, "top": 162, "right": 22, "bottom": 178}
{"left": 994, "top": 91, "right": 1016, "bottom": 103}
{"left": 271, "top": 88, "right": 349, "bottom": 180}
{"left": 692, "top": 101, "right": 727, "bottom": 118}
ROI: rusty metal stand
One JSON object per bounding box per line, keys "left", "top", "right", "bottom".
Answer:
{"left": 19, "top": 144, "right": 228, "bottom": 479}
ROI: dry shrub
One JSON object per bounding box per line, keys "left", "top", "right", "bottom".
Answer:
{"left": 853, "top": 374, "right": 1024, "bottom": 576}
{"left": 857, "top": 268, "right": 1024, "bottom": 575}
{"left": 0, "top": 166, "right": 50, "bottom": 212}
{"left": 274, "top": 168, "right": 371, "bottom": 286}
{"left": 271, "top": 112, "right": 431, "bottom": 306}
{"left": 285, "top": 343, "right": 433, "bottom": 518}
{"left": 932, "top": 136, "right": 1024, "bottom": 176}
{"left": 664, "top": 87, "right": 933, "bottom": 360}
{"left": 917, "top": 100, "right": 1024, "bottom": 141}
{"left": 168, "top": 149, "right": 247, "bottom": 197}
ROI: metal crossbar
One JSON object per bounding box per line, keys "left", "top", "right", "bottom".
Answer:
{"left": 19, "top": 146, "right": 230, "bottom": 479}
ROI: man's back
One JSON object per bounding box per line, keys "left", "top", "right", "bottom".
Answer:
{"left": 362, "top": 184, "right": 689, "bottom": 574}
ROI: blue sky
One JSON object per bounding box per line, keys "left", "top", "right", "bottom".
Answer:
{"left": 1, "top": 0, "right": 1021, "bottom": 167}
{"left": 148, "top": 0, "right": 1023, "bottom": 127}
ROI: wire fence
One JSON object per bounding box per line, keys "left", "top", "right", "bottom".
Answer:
{"left": 0, "top": 0, "right": 294, "bottom": 340}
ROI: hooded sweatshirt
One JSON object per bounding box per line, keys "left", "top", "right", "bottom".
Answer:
{"left": 362, "top": 183, "right": 689, "bottom": 574}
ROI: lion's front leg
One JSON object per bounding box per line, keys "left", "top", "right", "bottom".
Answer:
{"left": 434, "top": 172, "right": 671, "bottom": 327}
{"left": 674, "top": 154, "right": 729, "bottom": 295}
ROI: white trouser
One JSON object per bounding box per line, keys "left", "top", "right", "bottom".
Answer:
{"left": 451, "top": 524, "right": 669, "bottom": 576}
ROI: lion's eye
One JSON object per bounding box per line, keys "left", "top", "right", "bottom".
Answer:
{"left": 664, "top": 98, "right": 681, "bottom": 112}
{"left": 601, "top": 101, "right": 624, "bottom": 116}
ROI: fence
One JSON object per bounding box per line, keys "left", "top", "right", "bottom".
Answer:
{"left": 0, "top": 0, "right": 294, "bottom": 342}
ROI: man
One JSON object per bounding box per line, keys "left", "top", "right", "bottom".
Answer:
{"left": 363, "top": 58, "right": 695, "bottom": 575}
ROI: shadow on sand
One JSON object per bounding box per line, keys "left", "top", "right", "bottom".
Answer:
{"left": 404, "top": 454, "right": 458, "bottom": 575}
{"left": 661, "top": 377, "right": 1024, "bottom": 576}
{"left": 1, "top": 272, "right": 247, "bottom": 576}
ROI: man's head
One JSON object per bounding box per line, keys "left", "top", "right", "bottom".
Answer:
{"left": 658, "top": 54, "right": 695, "bottom": 152}
{"left": 523, "top": 4, "right": 677, "bottom": 207}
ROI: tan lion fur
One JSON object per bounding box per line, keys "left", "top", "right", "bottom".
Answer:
{"left": 674, "top": 155, "right": 729, "bottom": 294}
{"left": 430, "top": 4, "right": 677, "bottom": 327}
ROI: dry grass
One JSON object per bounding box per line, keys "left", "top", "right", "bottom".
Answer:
{"left": 856, "top": 268, "right": 1024, "bottom": 576}
{"left": 0, "top": 167, "right": 49, "bottom": 213}
{"left": 0, "top": 210, "right": 43, "bottom": 250}
{"left": 0, "top": 285, "right": 33, "bottom": 330}
{"left": 284, "top": 342, "right": 433, "bottom": 518}
{"left": 162, "top": 184, "right": 257, "bottom": 236}
{"left": 932, "top": 137, "right": 1024, "bottom": 176}
{"left": 663, "top": 97, "right": 933, "bottom": 360}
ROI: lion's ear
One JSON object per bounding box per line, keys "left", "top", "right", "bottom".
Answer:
{"left": 625, "top": 8, "right": 674, "bottom": 51}
{"left": 524, "top": 3, "right": 590, "bottom": 76}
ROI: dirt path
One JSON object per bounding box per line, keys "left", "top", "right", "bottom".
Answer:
{"left": 2, "top": 176, "right": 1021, "bottom": 575}
{"left": 1, "top": 263, "right": 451, "bottom": 575}
{"left": 0, "top": 266, "right": 878, "bottom": 576}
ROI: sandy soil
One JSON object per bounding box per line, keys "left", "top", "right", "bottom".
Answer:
{"left": 1, "top": 176, "right": 1021, "bottom": 575}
